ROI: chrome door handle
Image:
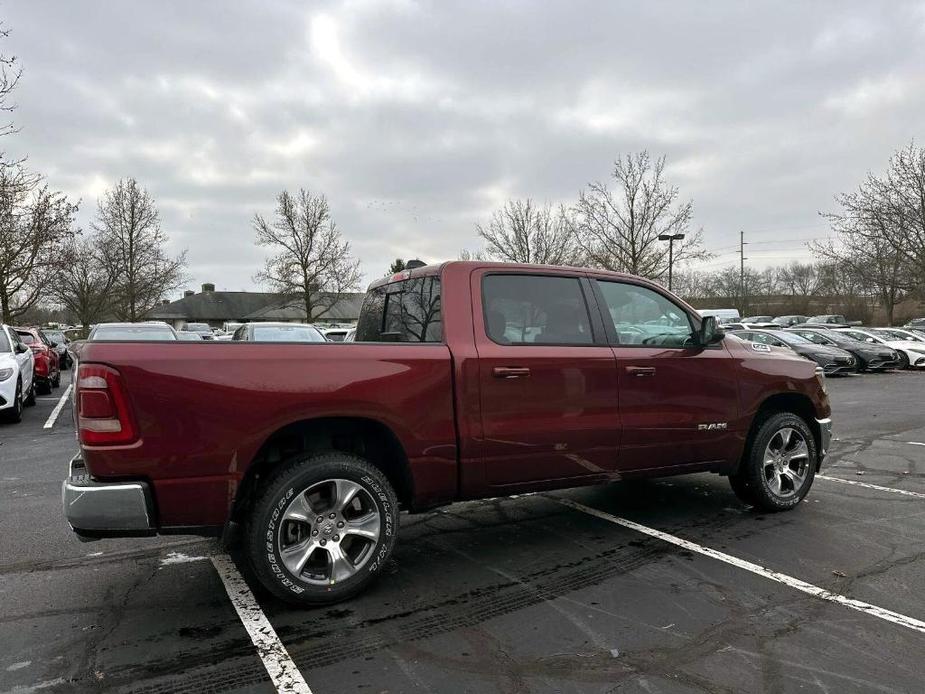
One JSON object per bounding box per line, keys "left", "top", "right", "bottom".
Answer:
{"left": 492, "top": 366, "right": 531, "bottom": 379}
{"left": 626, "top": 366, "right": 656, "bottom": 377}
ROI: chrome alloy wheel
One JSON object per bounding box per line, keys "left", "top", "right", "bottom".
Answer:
{"left": 763, "top": 427, "right": 810, "bottom": 498}
{"left": 277, "top": 478, "right": 381, "bottom": 585}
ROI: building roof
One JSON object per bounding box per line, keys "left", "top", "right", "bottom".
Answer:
{"left": 244, "top": 293, "right": 365, "bottom": 322}
{"left": 149, "top": 291, "right": 283, "bottom": 321}
{"left": 149, "top": 290, "right": 365, "bottom": 323}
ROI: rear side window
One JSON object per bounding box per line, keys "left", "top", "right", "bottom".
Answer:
{"left": 482, "top": 274, "right": 593, "bottom": 345}
{"left": 17, "top": 332, "right": 36, "bottom": 345}
{"left": 355, "top": 276, "right": 442, "bottom": 342}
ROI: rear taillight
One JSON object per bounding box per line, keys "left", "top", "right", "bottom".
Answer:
{"left": 77, "top": 363, "right": 137, "bottom": 446}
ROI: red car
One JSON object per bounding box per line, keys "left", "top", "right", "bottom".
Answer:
{"left": 15, "top": 327, "right": 60, "bottom": 395}
{"left": 63, "top": 262, "right": 831, "bottom": 605}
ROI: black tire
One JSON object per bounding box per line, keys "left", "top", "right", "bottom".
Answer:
{"left": 245, "top": 452, "right": 400, "bottom": 606}
{"left": 24, "top": 379, "right": 36, "bottom": 407}
{"left": 731, "top": 412, "right": 817, "bottom": 512}
{"left": 36, "top": 379, "right": 51, "bottom": 396}
{"left": 3, "top": 380, "right": 23, "bottom": 423}
{"left": 897, "top": 351, "right": 910, "bottom": 370}
{"left": 52, "top": 370, "right": 60, "bottom": 388}
{"left": 728, "top": 470, "right": 758, "bottom": 506}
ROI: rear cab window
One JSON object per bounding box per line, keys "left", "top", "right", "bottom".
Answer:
{"left": 355, "top": 275, "right": 442, "bottom": 342}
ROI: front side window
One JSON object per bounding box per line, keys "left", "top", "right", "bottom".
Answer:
{"left": 355, "top": 276, "right": 442, "bottom": 342}
{"left": 795, "top": 331, "right": 828, "bottom": 345}
{"left": 0, "top": 328, "right": 10, "bottom": 353}
{"left": 482, "top": 274, "right": 593, "bottom": 345}
{"left": 596, "top": 281, "right": 693, "bottom": 347}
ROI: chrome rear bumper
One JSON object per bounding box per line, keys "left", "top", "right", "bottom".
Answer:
{"left": 62, "top": 454, "right": 155, "bottom": 540}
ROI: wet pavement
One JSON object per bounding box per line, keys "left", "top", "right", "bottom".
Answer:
{"left": 1, "top": 369, "right": 923, "bottom": 693}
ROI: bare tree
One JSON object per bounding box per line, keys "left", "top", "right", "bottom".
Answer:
{"left": 254, "top": 189, "right": 361, "bottom": 321}
{"left": 571, "top": 152, "right": 708, "bottom": 279}
{"left": 0, "top": 164, "right": 77, "bottom": 322}
{"left": 871, "top": 143, "right": 925, "bottom": 285}
{"left": 0, "top": 21, "right": 22, "bottom": 143}
{"left": 476, "top": 199, "right": 579, "bottom": 265}
{"left": 817, "top": 145, "right": 921, "bottom": 325}
{"left": 93, "top": 178, "right": 186, "bottom": 321}
{"left": 49, "top": 231, "right": 118, "bottom": 332}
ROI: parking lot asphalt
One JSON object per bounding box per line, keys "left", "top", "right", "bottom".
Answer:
{"left": 1, "top": 369, "right": 924, "bottom": 693}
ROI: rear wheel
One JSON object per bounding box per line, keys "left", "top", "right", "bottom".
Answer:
{"left": 52, "top": 370, "right": 60, "bottom": 388}
{"left": 245, "top": 452, "right": 400, "bottom": 606}
{"left": 36, "top": 379, "right": 51, "bottom": 396}
{"left": 897, "top": 351, "right": 910, "bottom": 370}
{"left": 730, "top": 412, "right": 817, "bottom": 512}
{"left": 24, "top": 379, "right": 36, "bottom": 406}
{"left": 2, "top": 380, "right": 23, "bottom": 423}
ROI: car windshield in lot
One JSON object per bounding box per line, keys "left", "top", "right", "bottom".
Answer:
{"left": 44, "top": 330, "right": 66, "bottom": 343}
{"left": 766, "top": 330, "right": 811, "bottom": 345}
{"left": 91, "top": 326, "right": 177, "bottom": 341}
{"left": 177, "top": 332, "right": 203, "bottom": 341}
{"left": 872, "top": 328, "right": 918, "bottom": 341}
{"left": 252, "top": 325, "right": 325, "bottom": 342}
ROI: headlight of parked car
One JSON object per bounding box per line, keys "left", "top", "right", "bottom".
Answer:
{"left": 0, "top": 367, "right": 13, "bottom": 381}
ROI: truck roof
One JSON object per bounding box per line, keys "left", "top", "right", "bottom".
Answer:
{"left": 366, "top": 260, "right": 641, "bottom": 291}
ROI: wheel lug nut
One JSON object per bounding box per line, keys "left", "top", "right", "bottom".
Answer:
{"left": 320, "top": 539, "right": 327, "bottom": 546}
{"left": 312, "top": 529, "right": 318, "bottom": 536}
{"left": 329, "top": 513, "right": 336, "bottom": 519}
{"left": 337, "top": 521, "right": 344, "bottom": 528}
{"left": 316, "top": 517, "right": 324, "bottom": 524}
{"left": 333, "top": 534, "right": 340, "bottom": 541}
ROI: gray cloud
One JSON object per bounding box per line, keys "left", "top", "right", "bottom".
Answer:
{"left": 5, "top": 0, "right": 925, "bottom": 291}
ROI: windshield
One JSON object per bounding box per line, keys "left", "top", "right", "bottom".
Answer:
{"left": 872, "top": 328, "right": 911, "bottom": 341}
{"left": 252, "top": 325, "right": 325, "bottom": 342}
{"left": 769, "top": 330, "right": 809, "bottom": 345}
{"left": 92, "top": 326, "right": 177, "bottom": 341}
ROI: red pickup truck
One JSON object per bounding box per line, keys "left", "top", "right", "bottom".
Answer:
{"left": 64, "top": 261, "right": 831, "bottom": 605}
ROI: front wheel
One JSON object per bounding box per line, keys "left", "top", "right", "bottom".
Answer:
{"left": 245, "top": 452, "right": 400, "bottom": 606}
{"left": 729, "top": 412, "right": 817, "bottom": 512}
{"left": 897, "top": 352, "right": 910, "bottom": 370}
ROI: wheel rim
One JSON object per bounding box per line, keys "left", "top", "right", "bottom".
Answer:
{"left": 763, "top": 427, "right": 810, "bottom": 498}
{"left": 277, "top": 478, "right": 381, "bottom": 585}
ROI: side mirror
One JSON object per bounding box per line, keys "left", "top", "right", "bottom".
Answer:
{"left": 696, "top": 315, "right": 724, "bottom": 346}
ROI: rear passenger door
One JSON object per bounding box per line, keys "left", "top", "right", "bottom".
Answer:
{"left": 473, "top": 271, "right": 621, "bottom": 487}
{"left": 592, "top": 279, "right": 740, "bottom": 473}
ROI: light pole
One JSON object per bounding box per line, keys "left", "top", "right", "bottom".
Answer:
{"left": 658, "top": 233, "right": 685, "bottom": 291}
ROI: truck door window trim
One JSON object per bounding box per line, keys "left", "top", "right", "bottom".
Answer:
{"left": 590, "top": 278, "right": 705, "bottom": 350}
{"left": 479, "top": 272, "right": 606, "bottom": 347}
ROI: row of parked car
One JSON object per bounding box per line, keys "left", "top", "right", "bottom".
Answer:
{"left": 721, "top": 316, "right": 925, "bottom": 374}
{"left": 78, "top": 321, "right": 355, "bottom": 344}
{"left": 0, "top": 324, "right": 69, "bottom": 423}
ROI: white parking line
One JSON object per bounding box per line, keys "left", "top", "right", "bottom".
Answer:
{"left": 905, "top": 441, "right": 925, "bottom": 447}
{"left": 211, "top": 555, "right": 313, "bottom": 694}
{"left": 817, "top": 474, "right": 925, "bottom": 499}
{"left": 43, "top": 385, "right": 72, "bottom": 429}
{"left": 555, "top": 497, "right": 925, "bottom": 635}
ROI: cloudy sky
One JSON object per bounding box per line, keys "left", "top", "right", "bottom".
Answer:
{"left": 4, "top": 1, "right": 925, "bottom": 293}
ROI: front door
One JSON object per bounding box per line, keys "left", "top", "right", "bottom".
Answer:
{"left": 592, "top": 279, "right": 739, "bottom": 473}
{"left": 474, "top": 271, "right": 621, "bottom": 487}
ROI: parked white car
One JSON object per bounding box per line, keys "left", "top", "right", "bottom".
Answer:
{"left": 0, "top": 324, "right": 36, "bottom": 422}
{"left": 835, "top": 327, "right": 925, "bottom": 370}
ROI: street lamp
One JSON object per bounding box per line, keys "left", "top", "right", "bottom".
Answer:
{"left": 658, "top": 233, "right": 685, "bottom": 291}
